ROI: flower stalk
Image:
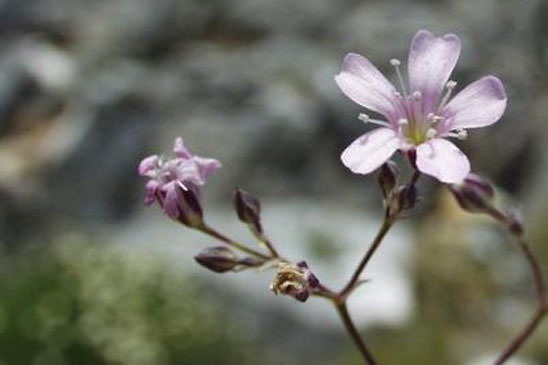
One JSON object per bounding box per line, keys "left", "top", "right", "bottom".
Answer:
{"left": 484, "top": 207, "right": 548, "bottom": 365}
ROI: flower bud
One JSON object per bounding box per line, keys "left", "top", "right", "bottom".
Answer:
{"left": 270, "top": 261, "right": 320, "bottom": 303}
{"left": 448, "top": 173, "right": 495, "bottom": 213}
{"left": 194, "top": 246, "right": 240, "bottom": 273}
{"left": 234, "top": 188, "right": 262, "bottom": 234}
{"left": 378, "top": 161, "right": 399, "bottom": 198}
{"left": 163, "top": 182, "right": 203, "bottom": 228}
{"left": 386, "top": 184, "right": 417, "bottom": 217}
{"left": 397, "top": 184, "right": 417, "bottom": 211}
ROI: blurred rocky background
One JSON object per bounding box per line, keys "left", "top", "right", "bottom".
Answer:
{"left": 1, "top": 0, "right": 548, "bottom": 364}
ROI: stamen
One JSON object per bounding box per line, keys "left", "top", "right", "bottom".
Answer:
{"left": 398, "top": 118, "right": 409, "bottom": 126}
{"left": 433, "top": 115, "right": 444, "bottom": 122}
{"left": 358, "top": 113, "right": 370, "bottom": 123}
{"left": 446, "top": 129, "right": 468, "bottom": 140}
{"left": 390, "top": 58, "right": 408, "bottom": 98}
{"left": 426, "top": 128, "right": 437, "bottom": 139}
{"left": 438, "top": 80, "right": 457, "bottom": 111}
{"left": 358, "top": 113, "right": 390, "bottom": 127}
{"left": 411, "top": 90, "right": 422, "bottom": 102}
{"left": 427, "top": 113, "right": 444, "bottom": 124}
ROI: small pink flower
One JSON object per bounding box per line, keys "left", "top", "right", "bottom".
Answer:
{"left": 138, "top": 137, "right": 221, "bottom": 220}
{"left": 335, "top": 30, "right": 507, "bottom": 183}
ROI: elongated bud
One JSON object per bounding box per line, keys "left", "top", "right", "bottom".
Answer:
{"left": 234, "top": 188, "right": 262, "bottom": 234}
{"left": 448, "top": 173, "right": 495, "bottom": 213}
{"left": 270, "top": 261, "right": 320, "bottom": 303}
{"left": 397, "top": 184, "right": 417, "bottom": 211}
{"left": 194, "top": 246, "right": 239, "bottom": 273}
{"left": 378, "top": 161, "right": 399, "bottom": 198}
{"left": 168, "top": 182, "right": 203, "bottom": 228}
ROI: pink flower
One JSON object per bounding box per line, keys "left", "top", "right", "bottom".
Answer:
{"left": 335, "top": 30, "right": 507, "bottom": 183}
{"left": 138, "top": 137, "right": 221, "bottom": 220}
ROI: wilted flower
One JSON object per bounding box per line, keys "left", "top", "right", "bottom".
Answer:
{"left": 138, "top": 137, "right": 221, "bottom": 226}
{"left": 270, "top": 261, "right": 319, "bottom": 303}
{"left": 335, "top": 29, "right": 507, "bottom": 183}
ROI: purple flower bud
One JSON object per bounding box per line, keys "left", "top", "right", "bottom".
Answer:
{"left": 194, "top": 246, "right": 239, "bottom": 273}
{"left": 233, "top": 188, "right": 262, "bottom": 234}
{"left": 293, "top": 289, "right": 310, "bottom": 303}
{"left": 448, "top": 173, "right": 495, "bottom": 213}
{"left": 378, "top": 160, "right": 399, "bottom": 198}
{"left": 305, "top": 271, "right": 320, "bottom": 288}
{"left": 397, "top": 184, "right": 417, "bottom": 211}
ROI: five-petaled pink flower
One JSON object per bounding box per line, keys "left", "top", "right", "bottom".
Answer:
{"left": 138, "top": 137, "right": 221, "bottom": 219}
{"left": 335, "top": 29, "right": 507, "bottom": 183}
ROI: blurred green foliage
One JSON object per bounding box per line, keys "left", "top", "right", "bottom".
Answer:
{"left": 0, "top": 239, "right": 246, "bottom": 365}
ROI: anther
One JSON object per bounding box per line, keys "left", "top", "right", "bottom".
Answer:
{"left": 398, "top": 118, "right": 409, "bottom": 126}
{"left": 446, "top": 80, "right": 457, "bottom": 89}
{"left": 358, "top": 113, "right": 370, "bottom": 123}
{"left": 412, "top": 90, "right": 422, "bottom": 101}
{"left": 426, "top": 128, "right": 437, "bottom": 139}
{"left": 390, "top": 58, "right": 401, "bottom": 67}
{"left": 457, "top": 129, "right": 467, "bottom": 140}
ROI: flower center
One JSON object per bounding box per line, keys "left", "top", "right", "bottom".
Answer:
{"left": 389, "top": 59, "right": 464, "bottom": 146}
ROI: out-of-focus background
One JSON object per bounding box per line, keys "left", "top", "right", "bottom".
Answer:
{"left": 1, "top": 0, "right": 548, "bottom": 364}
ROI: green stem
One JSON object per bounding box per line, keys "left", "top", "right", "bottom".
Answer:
{"left": 335, "top": 302, "right": 377, "bottom": 365}
{"left": 199, "top": 223, "right": 271, "bottom": 260}
{"left": 484, "top": 207, "right": 548, "bottom": 364}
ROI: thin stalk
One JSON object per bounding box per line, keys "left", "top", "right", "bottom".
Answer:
{"left": 494, "top": 307, "right": 547, "bottom": 365}
{"left": 199, "top": 223, "right": 271, "bottom": 260}
{"left": 335, "top": 302, "right": 377, "bottom": 365}
{"left": 485, "top": 207, "right": 548, "bottom": 364}
{"left": 339, "top": 218, "right": 393, "bottom": 299}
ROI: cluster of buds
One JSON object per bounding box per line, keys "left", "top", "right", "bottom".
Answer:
{"left": 194, "top": 246, "right": 264, "bottom": 273}
{"left": 270, "top": 261, "right": 320, "bottom": 303}
{"left": 377, "top": 161, "right": 417, "bottom": 218}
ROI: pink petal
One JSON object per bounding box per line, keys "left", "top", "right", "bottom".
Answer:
{"left": 138, "top": 155, "right": 158, "bottom": 176}
{"left": 341, "top": 128, "right": 400, "bottom": 175}
{"left": 442, "top": 76, "right": 507, "bottom": 130}
{"left": 144, "top": 180, "right": 159, "bottom": 205}
{"left": 162, "top": 182, "right": 180, "bottom": 220}
{"left": 408, "top": 30, "right": 461, "bottom": 113}
{"left": 416, "top": 138, "right": 470, "bottom": 183}
{"left": 193, "top": 156, "right": 222, "bottom": 180}
{"left": 173, "top": 137, "right": 193, "bottom": 159}
{"left": 335, "top": 53, "right": 403, "bottom": 122}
